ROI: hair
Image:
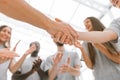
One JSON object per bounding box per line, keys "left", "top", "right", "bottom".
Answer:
{"left": 55, "top": 42, "right": 64, "bottom": 47}
{"left": 85, "top": 17, "right": 119, "bottom": 65}
{"left": 30, "top": 41, "right": 40, "bottom": 57}
{"left": 0, "top": 25, "right": 12, "bottom": 48}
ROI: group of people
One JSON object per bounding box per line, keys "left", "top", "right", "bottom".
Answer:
{"left": 0, "top": 0, "right": 120, "bottom": 80}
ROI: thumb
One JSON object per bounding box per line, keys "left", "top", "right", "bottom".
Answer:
{"left": 55, "top": 18, "right": 62, "bottom": 22}
{"left": 67, "top": 57, "right": 71, "bottom": 65}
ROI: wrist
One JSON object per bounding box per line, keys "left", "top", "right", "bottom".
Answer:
{"left": 23, "top": 53, "right": 28, "bottom": 57}
{"left": 45, "top": 19, "right": 55, "bottom": 34}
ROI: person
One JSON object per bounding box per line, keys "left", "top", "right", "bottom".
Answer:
{"left": 0, "top": 25, "right": 19, "bottom": 60}
{"left": 74, "top": 17, "right": 120, "bottom": 80}
{"left": 0, "top": 25, "right": 36, "bottom": 80}
{"left": 44, "top": 42, "right": 81, "bottom": 80}
{"left": 12, "top": 58, "right": 48, "bottom": 80}
{"left": 110, "top": 0, "right": 120, "bottom": 8}
{"left": 54, "top": 0, "right": 120, "bottom": 44}
{"left": 0, "top": 0, "right": 78, "bottom": 45}
{"left": 16, "top": 41, "right": 48, "bottom": 80}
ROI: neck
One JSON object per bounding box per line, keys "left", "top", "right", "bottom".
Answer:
{"left": 58, "top": 46, "right": 64, "bottom": 52}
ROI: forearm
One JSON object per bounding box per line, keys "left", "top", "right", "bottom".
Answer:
{"left": 80, "top": 48, "right": 93, "bottom": 69}
{"left": 12, "top": 70, "right": 33, "bottom": 80}
{"left": 49, "top": 65, "right": 57, "bottom": 80}
{"left": 0, "top": 0, "right": 54, "bottom": 31}
{"left": 95, "top": 44, "right": 120, "bottom": 64}
{"left": 37, "top": 69, "right": 48, "bottom": 77}
{"left": 37, "top": 69, "right": 48, "bottom": 80}
{"left": 78, "top": 30, "right": 117, "bottom": 43}
{"left": 11, "top": 54, "right": 27, "bottom": 73}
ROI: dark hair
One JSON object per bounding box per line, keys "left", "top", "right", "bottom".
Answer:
{"left": 55, "top": 42, "right": 64, "bottom": 47}
{"left": 30, "top": 41, "right": 40, "bottom": 57}
{"left": 0, "top": 25, "right": 12, "bottom": 48}
{"left": 85, "top": 17, "right": 119, "bottom": 65}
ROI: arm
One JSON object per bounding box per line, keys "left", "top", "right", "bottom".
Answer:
{"left": 33, "top": 58, "right": 48, "bottom": 80}
{"left": 12, "top": 69, "right": 34, "bottom": 80}
{"left": 74, "top": 41, "right": 93, "bottom": 69}
{"left": 0, "top": 0, "right": 78, "bottom": 44}
{"left": 9, "top": 45, "right": 36, "bottom": 73}
{"left": 49, "top": 53, "right": 63, "bottom": 80}
{"left": 78, "top": 30, "right": 117, "bottom": 43}
{"left": 0, "top": 48, "right": 19, "bottom": 59}
{"left": 60, "top": 57, "right": 80, "bottom": 76}
{"left": 49, "top": 64, "right": 57, "bottom": 80}
{"left": 93, "top": 43, "right": 120, "bottom": 64}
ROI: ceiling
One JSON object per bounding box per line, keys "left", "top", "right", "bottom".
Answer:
{"left": 0, "top": 0, "right": 120, "bottom": 59}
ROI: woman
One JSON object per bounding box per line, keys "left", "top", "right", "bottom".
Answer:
{"left": 75, "top": 17, "right": 120, "bottom": 80}
{"left": 0, "top": 25, "right": 36, "bottom": 80}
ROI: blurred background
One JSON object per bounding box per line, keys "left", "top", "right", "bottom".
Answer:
{"left": 0, "top": 0, "right": 120, "bottom": 80}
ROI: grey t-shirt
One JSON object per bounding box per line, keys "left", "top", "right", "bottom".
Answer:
{"left": 109, "top": 17, "right": 120, "bottom": 38}
{"left": 82, "top": 42, "right": 120, "bottom": 80}
{"left": 44, "top": 50, "right": 81, "bottom": 80}
{"left": 81, "top": 18, "right": 120, "bottom": 80}
{"left": 0, "top": 45, "right": 11, "bottom": 80}
{"left": 20, "top": 57, "right": 45, "bottom": 80}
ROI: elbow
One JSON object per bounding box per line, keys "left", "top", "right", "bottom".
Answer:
{"left": 9, "top": 67, "right": 18, "bottom": 73}
{"left": 10, "top": 69, "right": 16, "bottom": 73}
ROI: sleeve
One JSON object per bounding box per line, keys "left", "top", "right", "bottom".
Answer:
{"left": 106, "top": 18, "right": 120, "bottom": 42}
{"left": 81, "top": 42, "right": 90, "bottom": 60}
{"left": 43, "top": 56, "right": 53, "bottom": 72}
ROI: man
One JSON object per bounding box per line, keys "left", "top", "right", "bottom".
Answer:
{"left": 13, "top": 41, "right": 47, "bottom": 80}
{"left": 44, "top": 42, "right": 81, "bottom": 80}
{"left": 0, "top": 0, "right": 78, "bottom": 45}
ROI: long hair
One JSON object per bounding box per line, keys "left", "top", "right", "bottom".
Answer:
{"left": 85, "top": 17, "right": 119, "bottom": 65}
{"left": 30, "top": 41, "right": 40, "bottom": 57}
{"left": 0, "top": 25, "right": 12, "bottom": 48}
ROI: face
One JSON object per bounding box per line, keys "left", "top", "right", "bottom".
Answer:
{"left": 111, "top": 0, "right": 120, "bottom": 8}
{"left": 0, "top": 27, "right": 11, "bottom": 43}
{"left": 84, "top": 19, "right": 93, "bottom": 31}
{"left": 30, "top": 44, "right": 37, "bottom": 51}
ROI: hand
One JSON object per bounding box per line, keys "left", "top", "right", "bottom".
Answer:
{"left": 59, "top": 57, "right": 71, "bottom": 74}
{"left": 0, "top": 48, "right": 19, "bottom": 63}
{"left": 24, "top": 44, "right": 36, "bottom": 56}
{"left": 74, "top": 41, "right": 83, "bottom": 50}
{"left": 53, "top": 53, "right": 63, "bottom": 66}
{"left": 50, "top": 18, "right": 79, "bottom": 45}
{"left": 32, "top": 57, "right": 42, "bottom": 71}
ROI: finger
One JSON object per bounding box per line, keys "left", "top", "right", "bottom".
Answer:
{"left": 59, "top": 34, "right": 67, "bottom": 44}
{"left": 64, "top": 37, "right": 70, "bottom": 44}
{"left": 54, "top": 32, "right": 62, "bottom": 42}
{"left": 67, "top": 57, "right": 71, "bottom": 65}
{"left": 65, "top": 32, "right": 74, "bottom": 45}
{"left": 12, "top": 40, "right": 21, "bottom": 51}
{"left": 55, "top": 18, "right": 76, "bottom": 45}
{"left": 55, "top": 18, "right": 63, "bottom": 22}
{"left": 67, "top": 26, "right": 79, "bottom": 42}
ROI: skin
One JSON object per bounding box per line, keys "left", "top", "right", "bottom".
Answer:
{"left": 49, "top": 44, "right": 80, "bottom": 80}
{"left": 0, "top": 27, "right": 37, "bottom": 73}
{"left": 110, "top": 0, "right": 120, "bottom": 8}
{"left": 0, "top": 26, "right": 18, "bottom": 62}
{"left": 0, "top": 0, "right": 79, "bottom": 45}
{"left": 74, "top": 18, "right": 120, "bottom": 69}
